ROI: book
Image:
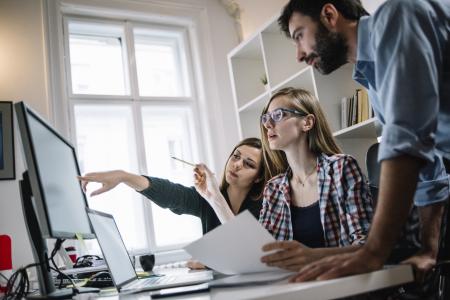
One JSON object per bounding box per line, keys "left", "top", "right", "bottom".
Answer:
{"left": 341, "top": 97, "right": 348, "bottom": 129}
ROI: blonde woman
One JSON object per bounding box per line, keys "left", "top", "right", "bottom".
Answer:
{"left": 258, "top": 87, "right": 373, "bottom": 272}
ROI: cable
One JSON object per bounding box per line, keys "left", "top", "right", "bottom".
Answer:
{"left": 49, "top": 239, "right": 69, "bottom": 289}
{"left": 49, "top": 266, "right": 77, "bottom": 290}
{"left": 4, "top": 262, "right": 40, "bottom": 300}
{"left": 3, "top": 238, "right": 78, "bottom": 299}
{"left": 0, "top": 272, "right": 9, "bottom": 281}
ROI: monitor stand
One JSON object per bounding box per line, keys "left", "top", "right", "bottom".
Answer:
{"left": 19, "top": 171, "right": 99, "bottom": 299}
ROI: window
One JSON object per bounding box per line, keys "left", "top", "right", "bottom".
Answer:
{"left": 134, "top": 28, "right": 191, "bottom": 97}
{"left": 64, "top": 18, "right": 203, "bottom": 254}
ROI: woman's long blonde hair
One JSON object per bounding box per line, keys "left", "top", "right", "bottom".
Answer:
{"left": 260, "top": 87, "right": 342, "bottom": 177}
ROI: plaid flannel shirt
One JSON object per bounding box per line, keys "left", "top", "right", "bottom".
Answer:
{"left": 259, "top": 153, "right": 373, "bottom": 247}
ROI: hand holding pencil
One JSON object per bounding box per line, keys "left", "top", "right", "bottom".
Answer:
{"left": 172, "top": 156, "right": 232, "bottom": 223}
{"left": 171, "top": 156, "right": 219, "bottom": 199}
{"left": 193, "top": 163, "right": 221, "bottom": 201}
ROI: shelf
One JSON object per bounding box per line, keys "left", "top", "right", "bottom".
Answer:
{"left": 272, "top": 66, "right": 316, "bottom": 95}
{"left": 228, "top": 35, "right": 267, "bottom": 108}
{"left": 334, "top": 117, "right": 379, "bottom": 139}
{"left": 228, "top": 31, "right": 263, "bottom": 59}
{"left": 262, "top": 15, "right": 281, "bottom": 34}
{"left": 228, "top": 13, "right": 377, "bottom": 174}
{"left": 238, "top": 90, "right": 271, "bottom": 113}
{"left": 261, "top": 26, "right": 308, "bottom": 87}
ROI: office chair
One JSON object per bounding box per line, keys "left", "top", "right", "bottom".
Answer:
{"left": 438, "top": 159, "right": 450, "bottom": 300}
{"left": 367, "top": 143, "right": 450, "bottom": 298}
{"left": 366, "top": 143, "right": 381, "bottom": 206}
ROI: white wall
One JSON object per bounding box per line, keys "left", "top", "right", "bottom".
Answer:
{"left": 196, "top": 0, "right": 242, "bottom": 169}
{"left": 236, "top": 0, "right": 288, "bottom": 40}
{"left": 0, "top": 0, "right": 49, "bottom": 268}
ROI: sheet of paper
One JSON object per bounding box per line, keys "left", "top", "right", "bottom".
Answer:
{"left": 209, "top": 271, "right": 294, "bottom": 287}
{"left": 184, "top": 210, "right": 280, "bottom": 275}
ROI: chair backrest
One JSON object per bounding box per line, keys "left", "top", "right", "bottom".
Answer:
{"left": 365, "top": 143, "right": 380, "bottom": 205}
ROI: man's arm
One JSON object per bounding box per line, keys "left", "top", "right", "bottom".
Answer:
{"left": 363, "top": 155, "right": 423, "bottom": 261}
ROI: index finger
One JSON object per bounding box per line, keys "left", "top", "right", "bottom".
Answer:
{"left": 77, "top": 173, "right": 97, "bottom": 181}
{"left": 80, "top": 179, "right": 89, "bottom": 193}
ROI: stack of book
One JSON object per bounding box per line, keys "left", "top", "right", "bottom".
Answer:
{"left": 341, "top": 89, "right": 373, "bottom": 129}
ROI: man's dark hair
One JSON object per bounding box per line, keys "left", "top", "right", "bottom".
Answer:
{"left": 278, "top": 0, "right": 369, "bottom": 37}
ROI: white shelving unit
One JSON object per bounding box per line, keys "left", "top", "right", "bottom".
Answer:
{"left": 227, "top": 15, "right": 379, "bottom": 174}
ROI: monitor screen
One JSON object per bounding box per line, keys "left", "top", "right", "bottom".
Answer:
{"left": 15, "top": 102, "right": 93, "bottom": 239}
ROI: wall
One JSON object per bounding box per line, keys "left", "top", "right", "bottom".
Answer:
{"left": 0, "top": 0, "right": 49, "bottom": 268}
{"left": 237, "top": 0, "right": 288, "bottom": 40}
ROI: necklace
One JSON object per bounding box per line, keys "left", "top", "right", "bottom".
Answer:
{"left": 297, "top": 165, "right": 317, "bottom": 187}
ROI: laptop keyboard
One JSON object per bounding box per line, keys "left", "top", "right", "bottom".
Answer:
{"left": 153, "top": 260, "right": 188, "bottom": 271}
{"left": 129, "top": 276, "right": 170, "bottom": 289}
{"left": 124, "top": 271, "right": 213, "bottom": 291}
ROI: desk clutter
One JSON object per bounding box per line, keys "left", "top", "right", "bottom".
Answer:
{"left": 53, "top": 269, "right": 114, "bottom": 289}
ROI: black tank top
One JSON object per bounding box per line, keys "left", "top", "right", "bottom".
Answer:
{"left": 291, "top": 201, "right": 325, "bottom": 248}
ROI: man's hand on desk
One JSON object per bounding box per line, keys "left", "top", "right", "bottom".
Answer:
{"left": 186, "top": 260, "right": 206, "bottom": 270}
{"left": 260, "top": 241, "right": 322, "bottom": 271}
{"left": 401, "top": 251, "right": 436, "bottom": 283}
{"left": 289, "top": 248, "right": 383, "bottom": 282}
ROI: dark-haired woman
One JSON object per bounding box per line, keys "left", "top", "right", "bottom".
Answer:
{"left": 79, "top": 137, "right": 271, "bottom": 237}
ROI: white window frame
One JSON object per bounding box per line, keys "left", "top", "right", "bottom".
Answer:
{"left": 43, "top": 0, "right": 224, "bottom": 259}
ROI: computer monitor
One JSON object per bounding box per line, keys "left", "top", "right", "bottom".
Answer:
{"left": 15, "top": 101, "right": 97, "bottom": 298}
{"left": 15, "top": 102, "right": 93, "bottom": 239}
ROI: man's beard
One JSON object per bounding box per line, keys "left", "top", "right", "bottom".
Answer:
{"left": 311, "top": 22, "right": 349, "bottom": 75}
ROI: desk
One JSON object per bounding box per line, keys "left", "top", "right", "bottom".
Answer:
{"left": 87, "top": 265, "right": 413, "bottom": 300}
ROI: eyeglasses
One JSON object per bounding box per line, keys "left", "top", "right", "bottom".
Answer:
{"left": 260, "top": 108, "right": 307, "bottom": 125}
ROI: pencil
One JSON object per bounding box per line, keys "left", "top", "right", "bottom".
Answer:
{"left": 171, "top": 156, "right": 196, "bottom": 167}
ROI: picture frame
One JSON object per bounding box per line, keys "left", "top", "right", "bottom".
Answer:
{"left": 0, "top": 101, "right": 15, "bottom": 180}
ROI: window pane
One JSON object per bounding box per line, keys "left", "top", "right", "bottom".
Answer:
{"left": 141, "top": 106, "right": 202, "bottom": 248}
{"left": 134, "top": 29, "right": 191, "bottom": 97}
{"left": 68, "top": 21, "right": 128, "bottom": 95}
{"left": 74, "top": 105, "right": 146, "bottom": 253}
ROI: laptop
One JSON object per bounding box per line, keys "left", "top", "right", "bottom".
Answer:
{"left": 86, "top": 208, "right": 213, "bottom": 293}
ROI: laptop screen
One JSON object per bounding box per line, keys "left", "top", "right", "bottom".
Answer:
{"left": 87, "top": 210, "right": 137, "bottom": 286}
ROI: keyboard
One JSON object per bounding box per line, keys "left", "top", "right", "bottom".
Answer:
{"left": 127, "top": 276, "right": 173, "bottom": 289}
{"left": 121, "top": 270, "right": 213, "bottom": 292}
{"left": 62, "top": 264, "right": 108, "bottom": 276}
{"left": 53, "top": 277, "right": 86, "bottom": 288}
{"left": 153, "top": 260, "right": 188, "bottom": 271}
